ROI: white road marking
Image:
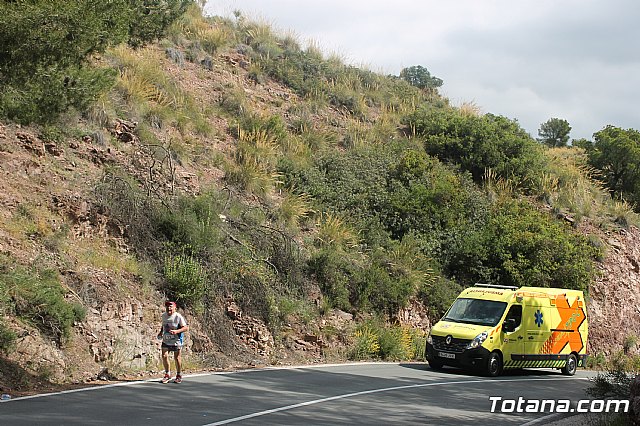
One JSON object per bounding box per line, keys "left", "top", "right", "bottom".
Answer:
{"left": 0, "top": 373, "right": 213, "bottom": 402}
{"left": 0, "top": 362, "right": 397, "bottom": 403}
{"left": 204, "top": 377, "right": 590, "bottom": 425}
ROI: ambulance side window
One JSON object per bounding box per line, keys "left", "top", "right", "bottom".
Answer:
{"left": 504, "top": 305, "right": 522, "bottom": 331}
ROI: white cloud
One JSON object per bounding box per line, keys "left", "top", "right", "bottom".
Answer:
{"left": 205, "top": 0, "right": 640, "bottom": 140}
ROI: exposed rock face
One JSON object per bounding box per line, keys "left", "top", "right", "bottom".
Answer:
{"left": 398, "top": 299, "right": 431, "bottom": 330}
{"left": 225, "top": 300, "right": 274, "bottom": 358}
{"left": 84, "top": 300, "right": 152, "bottom": 369}
{"left": 12, "top": 326, "right": 66, "bottom": 383}
{"left": 588, "top": 226, "right": 640, "bottom": 356}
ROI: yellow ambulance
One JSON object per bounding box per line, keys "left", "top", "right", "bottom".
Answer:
{"left": 425, "top": 284, "right": 588, "bottom": 377}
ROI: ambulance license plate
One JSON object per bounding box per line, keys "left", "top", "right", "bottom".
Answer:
{"left": 438, "top": 352, "right": 456, "bottom": 359}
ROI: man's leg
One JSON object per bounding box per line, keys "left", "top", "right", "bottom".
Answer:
{"left": 161, "top": 347, "right": 170, "bottom": 373}
{"left": 174, "top": 349, "right": 182, "bottom": 375}
{"left": 173, "top": 349, "right": 183, "bottom": 382}
{"left": 161, "top": 347, "right": 171, "bottom": 382}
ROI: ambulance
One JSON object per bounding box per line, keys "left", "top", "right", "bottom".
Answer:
{"left": 425, "top": 284, "right": 588, "bottom": 377}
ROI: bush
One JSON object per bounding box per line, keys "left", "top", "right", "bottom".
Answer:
{"left": 307, "top": 248, "right": 354, "bottom": 311}
{"left": 350, "top": 324, "right": 381, "bottom": 360}
{"left": 0, "top": 320, "right": 17, "bottom": 355}
{"left": 0, "top": 66, "right": 117, "bottom": 124}
{"left": 450, "top": 199, "right": 600, "bottom": 291}
{"left": 283, "top": 142, "right": 400, "bottom": 216}
{"left": 381, "top": 149, "right": 490, "bottom": 251}
{"left": 353, "top": 247, "right": 428, "bottom": 317}
{"left": 0, "top": 257, "right": 84, "bottom": 343}
{"left": 588, "top": 351, "right": 639, "bottom": 400}
{"left": 420, "top": 276, "right": 463, "bottom": 319}
{"left": 163, "top": 248, "right": 207, "bottom": 306}
{"left": 588, "top": 126, "right": 640, "bottom": 211}
{"left": 153, "top": 192, "right": 225, "bottom": 253}
{"left": 349, "top": 321, "right": 426, "bottom": 361}
{"left": 404, "top": 107, "right": 545, "bottom": 187}
{"left": 0, "top": 0, "right": 193, "bottom": 123}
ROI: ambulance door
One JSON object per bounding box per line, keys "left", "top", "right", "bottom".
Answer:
{"left": 500, "top": 304, "right": 525, "bottom": 362}
{"left": 523, "top": 305, "right": 551, "bottom": 354}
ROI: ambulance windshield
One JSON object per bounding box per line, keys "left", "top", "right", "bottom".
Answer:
{"left": 443, "top": 298, "right": 507, "bottom": 327}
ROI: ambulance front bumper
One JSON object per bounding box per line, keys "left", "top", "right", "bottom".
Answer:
{"left": 426, "top": 342, "right": 491, "bottom": 370}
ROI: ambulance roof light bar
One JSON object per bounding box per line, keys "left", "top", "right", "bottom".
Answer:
{"left": 474, "top": 283, "right": 519, "bottom": 291}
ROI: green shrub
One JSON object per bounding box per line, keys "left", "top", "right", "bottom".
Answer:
{"left": 0, "top": 257, "right": 84, "bottom": 343}
{"left": 0, "top": 66, "right": 117, "bottom": 124}
{"left": 307, "top": 248, "right": 354, "bottom": 311}
{"left": 269, "top": 296, "right": 316, "bottom": 330}
{"left": 588, "top": 126, "right": 640, "bottom": 212}
{"left": 420, "top": 276, "right": 463, "bottom": 319}
{"left": 224, "top": 161, "right": 283, "bottom": 196}
{"left": 230, "top": 261, "right": 274, "bottom": 323}
{"left": 219, "top": 87, "right": 247, "bottom": 115}
{"left": 235, "top": 113, "right": 289, "bottom": 146}
{"left": 350, "top": 324, "right": 381, "bottom": 360}
{"left": 352, "top": 252, "right": 419, "bottom": 317}
{"left": 283, "top": 142, "right": 398, "bottom": 215}
{"left": 382, "top": 149, "right": 490, "bottom": 247}
{"left": 588, "top": 350, "right": 639, "bottom": 400}
{"left": 153, "top": 192, "right": 225, "bottom": 253}
{"left": 623, "top": 334, "right": 638, "bottom": 354}
{"left": 277, "top": 191, "right": 313, "bottom": 229}
{"left": 349, "top": 321, "right": 426, "bottom": 361}
{"left": 309, "top": 238, "right": 435, "bottom": 318}
{"left": 404, "top": 107, "right": 545, "bottom": 187}
{"left": 163, "top": 248, "right": 207, "bottom": 306}
{"left": 451, "top": 199, "right": 600, "bottom": 291}
{"left": 0, "top": 320, "right": 17, "bottom": 354}
{"left": 586, "top": 352, "right": 607, "bottom": 370}
{"left": 0, "top": 0, "right": 192, "bottom": 123}
{"left": 377, "top": 326, "right": 417, "bottom": 361}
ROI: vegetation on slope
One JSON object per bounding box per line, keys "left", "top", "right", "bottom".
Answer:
{"left": 0, "top": 2, "right": 638, "bottom": 371}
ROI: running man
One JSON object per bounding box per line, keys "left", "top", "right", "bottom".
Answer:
{"left": 157, "top": 301, "right": 188, "bottom": 383}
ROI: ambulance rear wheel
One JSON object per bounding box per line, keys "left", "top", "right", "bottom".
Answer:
{"left": 486, "top": 351, "right": 503, "bottom": 377}
{"left": 561, "top": 354, "right": 577, "bottom": 376}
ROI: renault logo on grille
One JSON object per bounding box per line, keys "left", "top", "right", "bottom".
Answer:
{"left": 445, "top": 335, "right": 452, "bottom": 345}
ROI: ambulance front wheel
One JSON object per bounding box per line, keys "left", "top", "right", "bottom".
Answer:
{"left": 561, "top": 354, "right": 577, "bottom": 376}
{"left": 486, "top": 351, "right": 503, "bottom": 377}
{"left": 428, "top": 359, "right": 444, "bottom": 370}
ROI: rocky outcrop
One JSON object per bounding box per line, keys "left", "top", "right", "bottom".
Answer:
{"left": 588, "top": 226, "right": 640, "bottom": 356}
{"left": 11, "top": 325, "right": 66, "bottom": 383}
{"left": 83, "top": 300, "right": 150, "bottom": 368}
{"left": 398, "top": 299, "right": 432, "bottom": 330}
{"left": 225, "top": 300, "right": 274, "bottom": 358}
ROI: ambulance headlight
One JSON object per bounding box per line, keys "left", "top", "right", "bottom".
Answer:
{"left": 466, "top": 332, "right": 488, "bottom": 349}
{"left": 426, "top": 331, "right": 433, "bottom": 345}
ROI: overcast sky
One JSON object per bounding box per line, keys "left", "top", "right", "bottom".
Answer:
{"left": 205, "top": 0, "right": 639, "bottom": 141}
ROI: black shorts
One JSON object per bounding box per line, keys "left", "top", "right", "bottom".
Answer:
{"left": 161, "top": 343, "right": 181, "bottom": 352}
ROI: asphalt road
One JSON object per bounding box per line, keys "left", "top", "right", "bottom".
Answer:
{"left": 0, "top": 363, "right": 597, "bottom": 425}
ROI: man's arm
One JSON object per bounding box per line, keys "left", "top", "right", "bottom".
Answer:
{"left": 170, "top": 323, "right": 189, "bottom": 334}
{"left": 172, "top": 315, "right": 189, "bottom": 334}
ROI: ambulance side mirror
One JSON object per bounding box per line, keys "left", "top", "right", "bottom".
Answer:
{"left": 503, "top": 318, "right": 516, "bottom": 333}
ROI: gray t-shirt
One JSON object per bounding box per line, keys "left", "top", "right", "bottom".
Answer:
{"left": 161, "top": 312, "right": 187, "bottom": 348}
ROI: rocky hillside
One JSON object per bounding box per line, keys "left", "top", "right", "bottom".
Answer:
{"left": 0, "top": 43, "right": 385, "bottom": 394}
{"left": 1, "top": 15, "right": 639, "bottom": 397}
{"left": 588, "top": 224, "right": 640, "bottom": 355}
